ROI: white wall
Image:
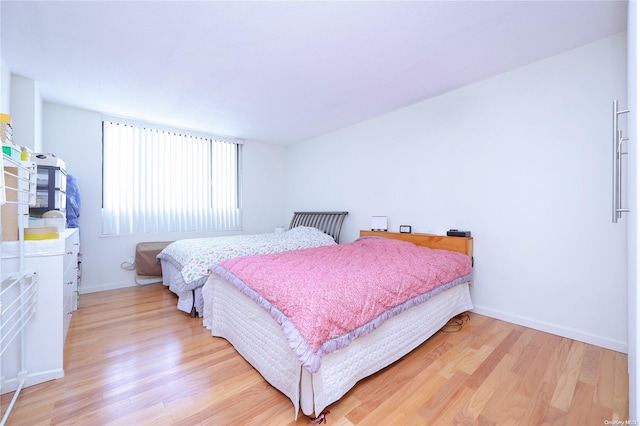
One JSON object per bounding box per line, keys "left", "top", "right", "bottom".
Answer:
{"left": 0, "top": 59, "right": 10, "bottom": 113}
{"left": 0, "top": 70, "right": 43, "bottom": 150}
{"left": 42, "top": 103, "right": 289, "bottom": 293}
{"left": 287, "top": 33, "right": 629, "bottom": 353}
{"left": 10, "top": 75, "right": 42, "bottom": 152}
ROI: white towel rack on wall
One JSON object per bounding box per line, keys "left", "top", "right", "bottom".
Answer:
{"left": 0, "top": 154, "right": 38, "bottom": 426}
{"left": 613, "top": 100, "right": 631, "bottom": 223}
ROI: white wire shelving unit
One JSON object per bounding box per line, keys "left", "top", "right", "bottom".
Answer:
{"left": 0, "top": 154, "right": 38, "bottom": 426}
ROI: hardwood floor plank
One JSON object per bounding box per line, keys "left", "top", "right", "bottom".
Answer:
{"left": 477, "top": 358, "right": 521, "bottom": 422}
{"left": 589, "top": 401, "right": 616, "bottom": 426}
{"left": 466, "top": 318, "right": 515, "bottom": 351}
{"left": 579, "top": 344, "right": 602, "bottom": 386}
{"left": 510, "top": 343, "right": 541, "bottom": 377}
{"left": 566, "top": 381, "right": 596, "bottom": 425}
{"left": 344, "top": 339, "right": 453, "bottom": 423}
{"left": 514, "top": 342, "right": 554, "bottom": 399}
{"left": 541, "top": 336, "right": 573, "bottom": 385}
{"left": 493, "top": 390, "right": 529, "bottom": 425}
{"left": 463, "top": 314, "right": 496, "bottom": 350}
{"left": 595, "top": 348, "right": 616, "bottom": 409}
{"left": 354, "top": 365, "right": 448, "bottom": 424}
{"left": 542, "top": 405, "right": 569, "bottom": 426}
{"left": 519, "top": 380, "right": 556, "bottom": 425}
{"left": 417, "top": 370, "right": 470, "bottom": 423}
{"left": 550, "top": 340, "right": 586, "bottom": 411}
{"left": 429, "top": 385, "right": 475, "bottom": 425}
{"left": 507, "top": 327, "right": 537, "bottom": 359}
{"left": 454, "top": 383, "right": 495, "bottom": 425}
{"left": 464, "top": 329, "right": 522, "bottom": 390}
{"left": 439, "top": 344, "right": 493, "bottom": 379}
{"left": 613, "top": 351, "right": 630, "bottom": 421}
{"left": 458, "top": 352, "right": 518, "bottom": 424}
{"left": 0, "top": 284, "right": 629, "bottom": 425}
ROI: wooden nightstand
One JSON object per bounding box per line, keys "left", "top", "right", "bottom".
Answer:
{"left": 359, "top": 230, "right": 473, "bottom": 257}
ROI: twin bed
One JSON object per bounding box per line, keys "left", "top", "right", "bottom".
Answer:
{"left": 202, "top": 229, "right": 474, "bottom": 419}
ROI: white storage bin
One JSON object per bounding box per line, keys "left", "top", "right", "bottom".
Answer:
{"left": 45, "top": 218, "right": 66, "bottom": 232}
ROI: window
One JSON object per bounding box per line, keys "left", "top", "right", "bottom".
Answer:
{"left": 101, "top": 119, "right": 242, "bottom": 235}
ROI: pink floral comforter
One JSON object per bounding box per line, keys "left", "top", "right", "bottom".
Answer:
{"left": 209, "top": 237, "right": 472, "bottom": 373}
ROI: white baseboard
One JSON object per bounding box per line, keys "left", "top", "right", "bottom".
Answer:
{"left": 80, "top": 277, "right": 164, "bottom": 294}
{"left": 472, "top": 304, "right": 628, "bottom": 354}
{"left": 135, "top": 275, "right": 163, "bottom": 285}
{"left": 80, "top": 280, "right": 136, "bottom": 294}
{"left": 1, "top": 368, "right": 64, "bottom": 394}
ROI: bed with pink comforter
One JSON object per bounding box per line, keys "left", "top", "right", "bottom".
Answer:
{"left": 206, "top": 235, "right": 473, "bottom": 417}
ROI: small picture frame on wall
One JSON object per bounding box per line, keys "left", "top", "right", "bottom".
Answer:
{"left": 399, "top": 225, "right": 411, "bottom": 233}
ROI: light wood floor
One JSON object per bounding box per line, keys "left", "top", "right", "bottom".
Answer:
{"left": 1, "top": 284, "right": 629, "bottom": 425}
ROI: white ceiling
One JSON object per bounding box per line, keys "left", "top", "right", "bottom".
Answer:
{"left": 0, "top": 1, "right": 628, "bottom": 145}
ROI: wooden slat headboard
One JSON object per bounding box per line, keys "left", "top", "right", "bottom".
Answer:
{"left": 289, "top": 211, "right": 348, "bottom": 243}
{"left": 359, "top": 230, "right": 473, "bottom": 259}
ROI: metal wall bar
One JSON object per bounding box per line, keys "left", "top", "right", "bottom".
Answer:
{"left": 613, "top": 100, "right": 630, "bottom": 223}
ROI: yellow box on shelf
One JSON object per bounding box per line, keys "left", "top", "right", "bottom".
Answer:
{"left": 24, "top": 227, "right": 59, "bottom": 240}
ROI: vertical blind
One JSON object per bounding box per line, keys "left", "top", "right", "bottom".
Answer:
{"left": 102, "top": 120, "right": 241, "bottom": 235}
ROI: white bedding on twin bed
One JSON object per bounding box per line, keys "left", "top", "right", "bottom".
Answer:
{"left": 158, "top": 226, "right": 337, "bottom": 316}
{"left": 160, "top": 260, "right": 205, "bottom": 315}
{"left": 202, "top": 274, "right": 473, "bottom": 418}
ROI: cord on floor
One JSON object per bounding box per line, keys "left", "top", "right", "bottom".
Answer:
{"left": 440, "top": 312, "right": 470, "bottom": 333}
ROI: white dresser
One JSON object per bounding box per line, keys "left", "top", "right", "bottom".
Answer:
{"left": 1, "top": 228, "right": 79, "bottom": 391}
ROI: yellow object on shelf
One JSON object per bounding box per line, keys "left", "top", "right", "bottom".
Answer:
{"left": 24, "top": 227, "right": 59, "bottom": 240}
{"left": 0, "top": 113, "right": 11, "bottom": 124}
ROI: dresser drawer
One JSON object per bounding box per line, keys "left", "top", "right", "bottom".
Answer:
{"left": 63, "top": 230, "right": 79, "bottom": 274}
{"left": 62, "top": 255, "right": 78, "bottom": 342}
